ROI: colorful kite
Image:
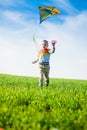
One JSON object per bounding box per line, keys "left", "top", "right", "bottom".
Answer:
{"left": 39, "top": 6, "right": 61, "bottom": 23}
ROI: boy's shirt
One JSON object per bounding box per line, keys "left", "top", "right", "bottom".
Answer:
{"left": 38, "top": 47, "right": 55, "bottom": 63}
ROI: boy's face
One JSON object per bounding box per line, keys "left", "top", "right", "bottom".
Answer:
{"left": 42, "top": 41, "right": 48, "bottom": 49}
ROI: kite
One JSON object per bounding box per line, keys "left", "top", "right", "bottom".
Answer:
{"left": 39, "top": 6, "right": 61, "bottom": 23}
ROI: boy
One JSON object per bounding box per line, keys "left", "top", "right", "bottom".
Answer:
{"left": 32, "top": 40, "right": 56, "bottom": 87}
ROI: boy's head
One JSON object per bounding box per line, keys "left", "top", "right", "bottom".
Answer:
{"left": 42, "top": 40, "right": 48, "bottom": 49}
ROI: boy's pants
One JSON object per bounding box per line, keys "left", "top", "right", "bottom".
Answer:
{"left": 38, "top": 64, "right": 50, "bottom": 86}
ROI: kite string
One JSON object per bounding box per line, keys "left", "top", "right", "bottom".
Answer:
{"left": 33, "top": 34, "right": 39, "bottom": 53}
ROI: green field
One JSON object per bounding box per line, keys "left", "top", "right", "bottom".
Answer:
{"left": 0, "top": 74, "right": 87, "bottom": 130}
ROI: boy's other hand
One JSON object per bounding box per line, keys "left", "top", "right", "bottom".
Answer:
{"left": 32, "top": 61, "right": 35, "bottom": 64}
{"left": 51, "top": 40, "right": 57, "bottom": 46}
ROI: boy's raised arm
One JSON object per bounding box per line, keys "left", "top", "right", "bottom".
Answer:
{"left": 49, "top": 44, "right": 55, "bottom": 54}
{"left": 49, "top": 40, "right": 57, "bottom": 54}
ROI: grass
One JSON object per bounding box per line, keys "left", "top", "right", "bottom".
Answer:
{"left": 0, "top": 74, "right": 87, "bottom": 130}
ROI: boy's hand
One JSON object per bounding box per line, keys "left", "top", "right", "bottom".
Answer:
{"left": 32, "top": 61, "right": 35, "bottom": 64}
{"left": 51, "top": 40, "right": 57, "bottom": 46}
{"left": 32, "top": 59, "right": 39, "bottom": 64}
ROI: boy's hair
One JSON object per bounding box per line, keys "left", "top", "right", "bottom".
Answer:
{"left": 42, "top": 40, "right": 49, "bottom": 46}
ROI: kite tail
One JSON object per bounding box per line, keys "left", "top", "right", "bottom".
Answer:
{"left": 33, "top": 34, "right": 39, "bottom": 52}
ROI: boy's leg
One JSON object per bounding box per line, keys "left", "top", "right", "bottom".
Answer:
{"left": 39, "top": 72, "right": 43, "bottom": 87}
{"left": 39, "top": 65, "right": 44, "bottom": 87}
{"left": 44, "top": 65, "right": 50, "bottom": 86}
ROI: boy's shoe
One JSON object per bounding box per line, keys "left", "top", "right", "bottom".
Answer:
{"left": 46, "top": 80, "right": 49, "bottom": 86}
{"left": 46, "top": 82, "right": 49, "bottom": 86}
{"left": 39, "top": 82, "right": 43, "bottom": 87}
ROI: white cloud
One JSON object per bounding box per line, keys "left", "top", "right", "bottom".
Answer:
{"left": 54, "top": 0, "right": 79, "bottom": 14}
{"left": 0, "top": 0, "right": 28, "bottom": 7}
{"left": 0, "top": 10, "right": 30, "bottom": 27}
{"left": 0, "top": 0, "right": 13, "bottom": 6}
{"left": 3, "top": 11, "right": 22, "bottom": 23}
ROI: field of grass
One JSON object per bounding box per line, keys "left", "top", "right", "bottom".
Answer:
{"left": 0, "top": 74, "right": 87, "bottom": 130}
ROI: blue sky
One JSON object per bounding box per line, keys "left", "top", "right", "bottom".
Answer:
{"left": 0, "top": 0, "right": 87, "bottom": 79}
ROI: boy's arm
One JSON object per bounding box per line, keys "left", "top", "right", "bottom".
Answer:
{"left": 49, "top": 40, "right": 57, "bottom": 54}
{"left": 49, "top": 44, "right": 55, "bottom": 54}
{"left": 32, "top": 59, "right": 39, "bottom": 64}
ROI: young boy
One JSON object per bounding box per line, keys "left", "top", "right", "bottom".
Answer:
{"left": 32, "top": 40, "right": 56, "bottom": 87}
